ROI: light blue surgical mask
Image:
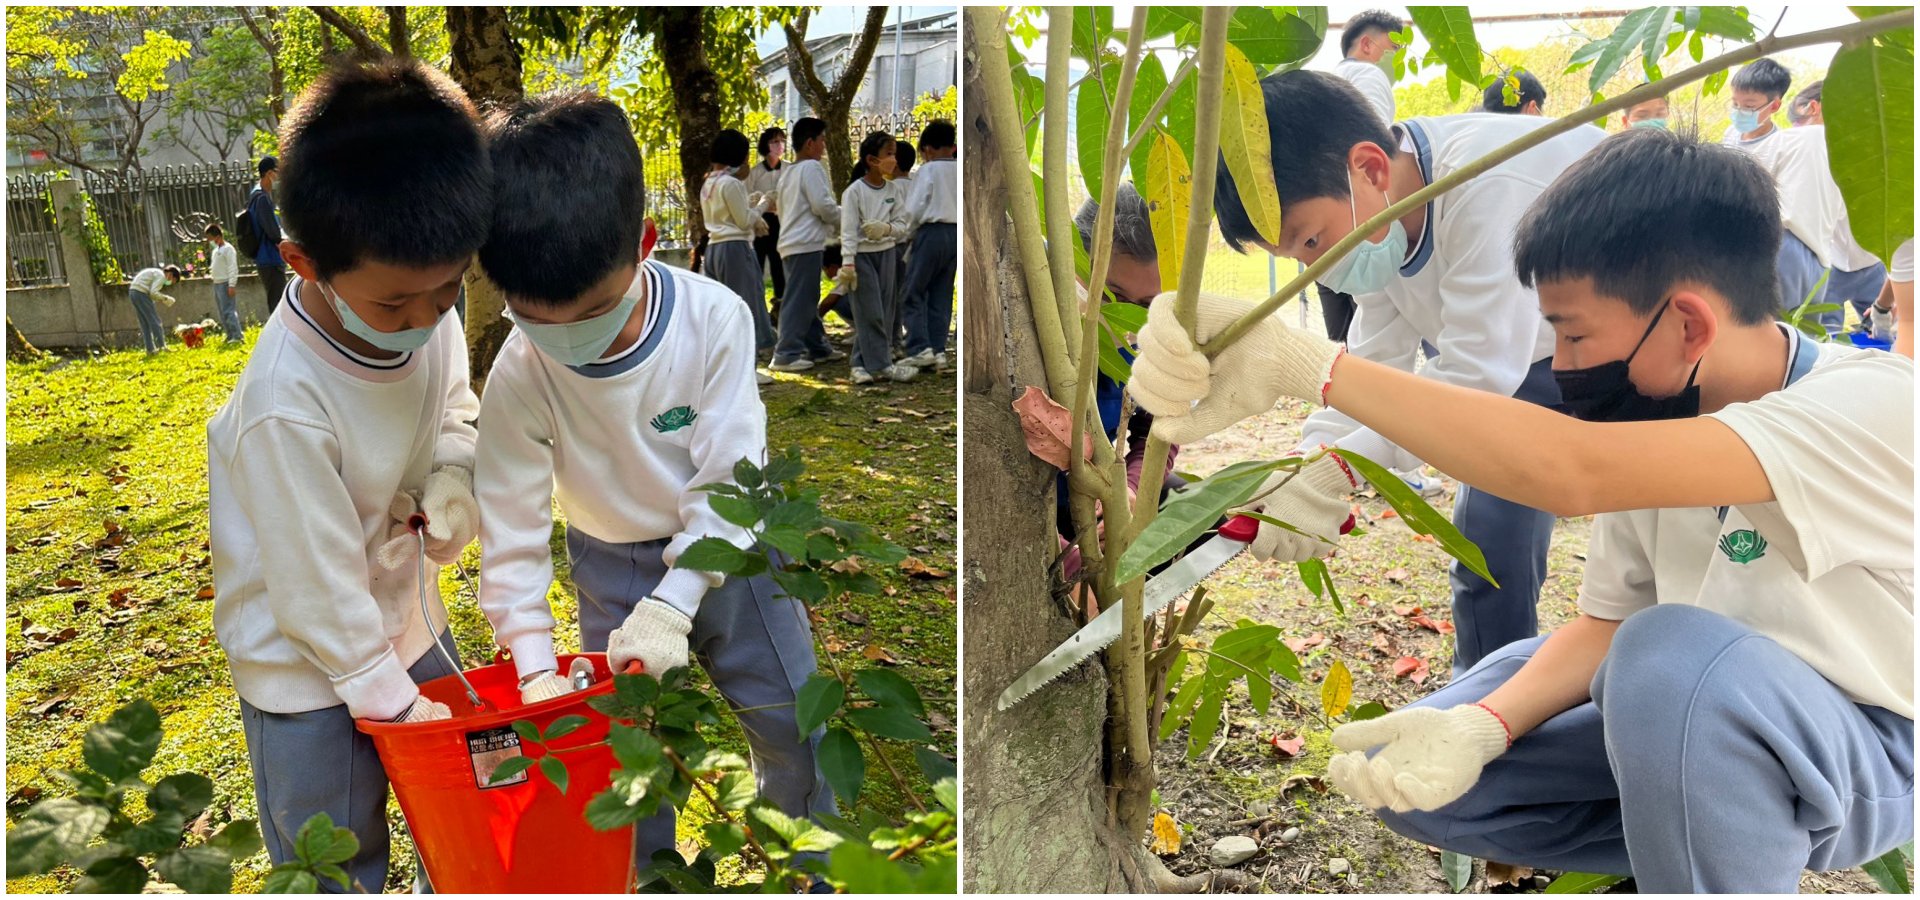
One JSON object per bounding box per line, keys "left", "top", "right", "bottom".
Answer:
{"left": 1631, "top": 117, "right": 1669, "bottom": 131}
{"left": 1319, "top": 170, "right": 1408, "bottom": 296}
{"left": 508, "top": 280, "right": 642, "bottom": 367}
{"left": 1730, "top": 105, "right": 1766, "bottom": 134}
{"left": 323, "top": 281, "right": 441, "bottom": 353}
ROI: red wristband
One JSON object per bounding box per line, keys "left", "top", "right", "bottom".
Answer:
{"left": 1473, "top": 702, "right": 1513, "bottom": 747}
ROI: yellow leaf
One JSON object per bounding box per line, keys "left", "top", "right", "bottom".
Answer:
{"left": 1148, "top": 811, "right": 1183, "bottom": 856}
{"left": 1218, "top": 43, "right": 1282, "bottom": 245}
{"left": 1321, "top": 659, "right": 1353, "bottom": 718}
{"left": 1143, "top": 130, "right": 1191, "bottom": 294}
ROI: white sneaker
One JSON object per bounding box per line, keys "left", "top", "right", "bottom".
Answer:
{"left": 934, "top": 352, "right": 949, "bottom": 369}
{"left": 900, "top": 349, "right": 938, "bottom": 368}
{"left": 769, "top": 357, "right": 815, "bottom": 372}
{"left": 756, "top": 370, "right": 774, "bottom": 385}
{"left": 811, "top": 348, "right": 848, "bottom": 363}
{"left": 851, "top": 367, "right": 876, "bottom": 385}
{"left": 881, "top": 364, "right": 918, "bottom": 383}
{"left": 1395, "top": 468, "right": 1448, "bottom": 498}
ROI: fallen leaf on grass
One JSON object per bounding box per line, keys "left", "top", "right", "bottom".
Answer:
{"left": 1393, "top": 604, "right": 1422, "bottom": 617}
{"left": 1393, "top": 656, "right": 1430, "bottom": 685}
{"left": 900, "top": 557, "right": 950, "bottom": 579}
{"left": 1379, "top": 508, "right": 1399, "bottom": 520}
{"left": 874, "top": 417, "right": 904, "bottom": 424}
{"left": 1270, "top": 733, "right": 1305, "bottom": 758}
{"left": 194, "top": 586, "right": 216, "bottom": 601}
{"left": 1484, "top": 862, "right": 1533, "bottom": 887}
{"left": 8, "top": 785, "right": 42, "bottom": 805}
{"left": 1277, "top": 773, "right": 1328, "bottom": 795}
{"left": 1411, "top": 534, "right": 1437, "bottom": 544}
{"left": 829, "top": 558, "right": 865, "bottom": 575}
{"left": 1149, "top": 812, "right": 1182, "bottom": 855}
{"left": 30, "top": 690, "right": 75, "bottom": 716}
{"left": 1369, "top": 633, "right": 1395, "bottom": 656}
{"left": 1408, "top": 614, "right": 1455, "bottom": 635}
{"left": 52, "top": 577, "right": 83, "bottom": 590}
{"left": 839, "top": 610, "right": 869, "bottom": 626}
{"left": 1284, "top": 632, "right": 1328, "bottom": 654}
{"left": 1383, "top": 567, "right": 1411, "bottom": 584}
{"left": 861, "top": 644, "right": 899, "bottom": 665}
{"left": 880, "top": 406, "right": 931, "bottom": 419}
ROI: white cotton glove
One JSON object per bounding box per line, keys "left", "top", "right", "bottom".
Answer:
{"left": 861, "top": 221, "right": 892, "bottom": 241}
{"left": 1325, "top": 704, "right": 1510, "bottom": 814}
{"left": 375, "top": 491, "right": 424, "bottom": 571}
{"left": 1239, "top": 452, "right": 1358, "bottom": 562}
{"left": 752, "top": 217, "right": 771, "bottom": 238}
{"left": 518, "top": 671, "right": 576, "bottom": 706}
{"left": 606, "top": 598, "right": 693, "bottom": 675}
{"left": 1128, "top": 291, "right": 1344, "bottom": 444}
{"left": 748, "top": 191, "right": 766, "bottom": 208}
{"left": 833, "top": 266, "right": 858, "bottom": 294}
{"left": 390, "top": 694, "right": 452, "bottom": 724}
{"left": 420, "top": 466, "right": 478, "bottom": 566}
{"left": 1870, "top": 304, "right": 1896, "bottom": 342}
{"left": 157, "top": 293, "right": 177, "bottom": 309}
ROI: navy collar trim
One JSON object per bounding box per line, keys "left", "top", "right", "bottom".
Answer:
{"left": 566, "top": 260, "right": 674, "bottom": 378}
{"left": 1397, "top": 120, "right": 1439, "bottom": 278}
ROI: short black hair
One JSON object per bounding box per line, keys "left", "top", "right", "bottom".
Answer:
{"left": 1341, "top": 10, "right": 1402, "bottom": 57}
{"left": 258, "top": 156, "right": 277, "bottom": 176}
{"left": 204, "top": 223, "right": 223, "bottom": 238}
{"left": 1513, "top": 128, "right": 1779, "bottom": 326}
{"left": 711, "top": 129, "right": 749, "bottom": 168}
{"left": 896, "top": 141, "right": 916, "bottom": 176}
{"left": 1789, "top": 79, "right": 1822, "bottom": 123}
{"left": 1214, "top": 69, "right": 1395, "bottom": 253}
{"left": 919, "top": 120, "right": 956, "bottom": 150}
{"left": 276, "top": 57, "right": 490, "bottom": 279}
{"left": 163, "top": 265, "right": 182, "bottom": 280}
{"left": 1483, "top": 70, "right": 1547, "bottom": 113}
{"left": 757, "top": 126, "right": 785, "bottom": 159}
{"left": 480, "top": 90, "right": 644, "bottom": 306}
{"left": 792, "top": 117, "right": 828, "bottom": 149}
{"left": 1731, "top": 58, "right": 1791, "bottom": 101}
{"left": 1075, "top": 181, "right": 1156, "bottom": 262}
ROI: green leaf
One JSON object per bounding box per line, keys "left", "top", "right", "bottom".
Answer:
{"left": 147, "top": 772, "right": 214, "bottom": 821}
{"left": 1097, "top": 326, "right": 1134, "bottom": 384}
{"left": 1637, "top": 8, "right": 1681, "bottom": 81}
{"left": 673, "top": 536, "right": 757, "bottom": 575}
{"left": 75, "top": 855, "right": 148, "bottom": 893}
{"left": 156, "top": 846, "right": 233, "bottom": 894}
{"left": 292, "top": 812, "right": 358, "bottom": 866}
{"left": 487, "top": 755, "right": 538, "bottom": 785}
{"left": 765, "top": 499, "right": 821, "bottom": 531}
{"left": 707, "top": 494, "right": 761, "bottom": 529}
{"left": 914, "top": 747, "right": 957, "bottom": 785}
{"left": 313, "top": 862, "right": 352, "bottom": 891}
{"left": 1269, "top": 641, "right": 1302, "bottom": 683}
{"left": 1825, "top": 37, "right": 1915, "bottom": 263}
{"left": 1227, "top": 8, "right": 1321, "bottom": 68}
{"left": 1076, "top": 63, "right": 1118, "bottom": 202}
{"left": 1101, "top": 299, "right": 1150, "bottom": 334}
{"left": 541, "top": 714, "right": 590, "bottom": 742}
{"left": 1321, "top": 659, "right": 1353, "bottom": 718}
{"left": 1442, "top": 848, "right": 1474, "bottom": 893}
{"left": 702, "top": 821, "right": 748, "bottom": 860}
{"left": 1694, "top": 6, "right": 1756, "bottom": 39}
{"left": 1409, "top": 7, "right": 1483, "bottom": 86}
{"left": 262, "top": 866, "right": 319, "bottom": 893}
{"left": 1186, "top": 684, "right": 1226, "bottom": 758}
{"left": 795, "top": 674, "right": 846, "bottom": 740}
{"left": 1115, "top": 459, "right": 1283, "bottom": 584}
{"left": 1544, "top": 871, "right": 1629, "bottom": 894}
{"left": 732, "top": 457, "right": 763, "bottom": 489}
{"left": 1142, "top": 129, "right": 1191, "bottom": 294}
{"left": 1584, "top": 7, "right": 1668, "bottom": 94}
{"left": 845, "top": 706, "right": 934, "bottom": 743}
{"left": 854, "top": 668, "right": 925, "bottom": 716}
{"left": 206, "top": 820, "right": 263, "bottom": 860}
{"left": 1128, "top": 53, "right": 1168, "bottom": 184}
{"left": 1350, "top": 701, "right": 1391, "bottom": 722}
{"left": 1159, "top": 675, "right": 1207, "bottom": 741}
{"left": 1334, "top": 449, "right": 1495, "bottom": 586}
{"left": 1862, "top": 847, "right": 1912, "bottom": 894}
{"left": 82, "top": 699, "right": 163, "bottom": 783}
{"left": 1071, "top": 6, "right": 1114, "bottom": 62}
{"left": 762, "top": 449, "right": 805, "bottom": 487}
{"left": 511, "top": 719, "right": 543, "bottom": 745}
{"left": 818, "top": 726, "right": 866, "bottom": 809}
{"left": 539, "top": 756, "right": 570, "bottom": 795}
{"left": 7, "top": 799, "right": 113, "bottom": 877}
{"left": 714, "top": 770, "right": 757, "bottom": 809}
{"left": 1218, "top": 42, "right": 1281, "bottom": 246}
{"left": 1144, "top": 7, "right": 1204, "bottom": 43}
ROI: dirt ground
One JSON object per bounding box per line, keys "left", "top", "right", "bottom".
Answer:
{"left": 1146, "top": 398, "right": 1888, "bottom": 895}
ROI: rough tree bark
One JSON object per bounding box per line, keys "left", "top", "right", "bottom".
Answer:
{"left": 386, "top": 7, "right": 410, "bottom": 58}
{"left": 445, "top": 5, "right": 524, "bottom": 390}
{"left": 8, "top": 318, "right": 46, "bottom": 362}
{"left": 312, "top": 7, "right": 382, "bottom": 56}
{"left": 783, "top": 7, "right": 890, "bottom": 195}
{"left": 652, "top": 8, "right": 721, "bottom": 250}
{"left": 236, "top": 7, "right": 285, "bottom": 127}
{"left": 959, "top": 26, "right": 1145, "bottom": 894}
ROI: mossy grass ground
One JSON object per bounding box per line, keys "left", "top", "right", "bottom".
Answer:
{"left": 5, "top": 302, "right": 955, "bottom": 892}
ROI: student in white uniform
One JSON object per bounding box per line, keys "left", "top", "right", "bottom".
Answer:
{"left": 1481, "top": 70, "right": 1547, "bottom": 115}
{"left": 698, "top": 128, "right": 775, "bottom": 383}
{"left": 746, "top": 127, "right": 786, "bottom": 315}
{"left": 1784, "top": 81, "right": 1887, "bottom": 333}
{"left": 1719, "top": 58, "right": 1791, "bottom": 162}
{"left": 1320, "top": 9, "right": 1402, "bottom": 344}
{"left": 1131, "top": 127, "right": 1913, "bottom": 893}
{"left": 839, "top": 130, "right": 916, "bottom": 384}
{"left": 900, "top": 120, "right": 959, "bottom": 369}
{"left": 1209, "top": 69, "right": 1607, "bottom": 674}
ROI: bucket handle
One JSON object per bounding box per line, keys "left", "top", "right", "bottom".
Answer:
{"left": 410, "top": 513, "right": 486, "bottom": 710}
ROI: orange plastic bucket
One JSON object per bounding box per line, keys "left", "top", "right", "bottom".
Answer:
{"left": 357, "top": 652, "right": 636, "bottom": 893}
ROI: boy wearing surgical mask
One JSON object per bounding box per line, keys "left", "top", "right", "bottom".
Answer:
{"left": 206, "top": 58, "right": 487, "bottom": 889}
{"left": 1720, "top": 57, "right": 1792, "bottom": 159}
{"left": 1129, "top": 126, "right": 1913, "bottom": 894}
{"left": 471, "top": 92, "right": 834, "bottom": 875}
{"left": 1209, "top": 69, "right": 1607, "bottom": 675}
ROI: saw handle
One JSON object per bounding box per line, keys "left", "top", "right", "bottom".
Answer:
{"left": 1219, "top": 514, "right": 1261, "bottom": 542}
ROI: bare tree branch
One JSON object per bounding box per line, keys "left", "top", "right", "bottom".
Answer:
{"left": 832, "top": 7, "right": 891, "bottom": 102}
{"left": 312, "top": 7, "right": 382, "bottom": 56}
{"left": 387, "top": 7, "right": 411, "bottom": 57}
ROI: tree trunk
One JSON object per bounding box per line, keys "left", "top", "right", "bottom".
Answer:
{"left": 959, "top": 29, "right": 1144, "bottom": 893}
{"left": 653, "top": 8, "right": 718, "bottom": 250}
{"left": 7, "top": 317, "right": 46, "bottom": 362}
{"left": 386, "top": 7, "right": 411, "bottom": 57}
{"left": 445, "top": 5, "right": 524, "bottom": 389}
{"left": 784, "top": 7, "right": 889, "bottom": 196}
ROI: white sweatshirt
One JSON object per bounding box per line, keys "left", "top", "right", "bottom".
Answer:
{"left": 776, "top": 158, "right": 840, "bottom": 257}
{"left": 129, "top": 267, "right": 176, "bottom": 302}
{"left": 1333, "top": 58, "right": 1396, "bottom": 125}
{"left": 840, "top": 177, "right": 909, "bottom": 254}
{"left": 208, "top": 281, "right": 479, "bottom": 719}
{"left": 1763, "top": 125, "right": 1843, "bottom": 269}
{"left": 1300, "top": 114, "right": 1608, "bottom": 470}
{"left": 746, "top": 161, "right": 783, "bottom": 216}
{"left": 210, "top": 242, "right": 238, "bottom": 287}
{"left": 476, "top": 261, "right": 767, "bottom": 676}
{"left": 906, "top": 157, "right": 958, "bottom": 230}
{"left": 701, "top": 170, "right": 756, "bottom": 245}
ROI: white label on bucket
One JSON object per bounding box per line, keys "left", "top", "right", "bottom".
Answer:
{"left": 467, "top": 726, "right": 529, "bottom": 790}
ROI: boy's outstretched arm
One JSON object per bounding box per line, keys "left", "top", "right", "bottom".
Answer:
{"left": 473, "top": 373, "right": 561, "bottom": 680}
{"left": 1129, "top": 291, "right": 1772, "bottom": 518}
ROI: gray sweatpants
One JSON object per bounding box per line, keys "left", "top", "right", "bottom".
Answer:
{"left": 704, "top": 239, "right": 773, "bottom": 350}
{"left": 1778, "top": 230, "right": 1832, "bottom": 320}
{"left": 1373, "top": 605, "right": 1913, "bottom": 892}
{"left": 774, "top": 251, "right": 833, "bottom": 365}
{"left": 902, "top": 223, "right": 957, "bottom": 356}
{"left": 850, "top": 246, "right": 901, "bottom": 373}
{"left": 238, "top": 631, "right": 460, "bottom": 893}
{"left": 568, "top": 527, "right": 835, "bottom": 869}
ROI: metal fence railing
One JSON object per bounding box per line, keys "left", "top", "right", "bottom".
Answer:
{"left": 6, "top": 173, "right": 69, "bottom": 288}
{"left": 76, "top": 161, "right": 259, "bottom": 283}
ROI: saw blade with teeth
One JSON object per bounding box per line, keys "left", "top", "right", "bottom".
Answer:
{"left": 995, "top": 528, "right": 1251, "bottom": 710}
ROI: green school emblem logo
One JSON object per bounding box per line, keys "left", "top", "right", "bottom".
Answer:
{"left": 1718, "top": 529, "right": 1767, "bottom": 565}
{"left": 651, "top": 406, "right": 697, "bottom": 433}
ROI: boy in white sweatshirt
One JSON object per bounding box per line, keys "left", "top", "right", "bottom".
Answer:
{"left": 840, "top": 130, "right": 917, "bottom": 384}
{"left": 206, "top": 58, "right": 489, "bottom": 890}
{"left": 472, "top": 90, "right": 834, "bottom": 874}
{"left": 900, "top": 120, "right": 959, "bottom": 369}
{"left": 769, "top": 117, "right": 845, "bottom": 372}
{"left": 205, "top": 223, "right": 243, "bottom": 342}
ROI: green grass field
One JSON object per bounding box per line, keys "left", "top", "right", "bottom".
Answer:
{"left": 4, "top": 314, "right": 956, "bottom": 892}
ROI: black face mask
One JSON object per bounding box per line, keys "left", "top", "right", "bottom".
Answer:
{"left": 1554, "top": 299, "right": 1701, "bottom": 422}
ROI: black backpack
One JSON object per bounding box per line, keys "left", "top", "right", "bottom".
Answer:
{"left": 233, "top": 191, "right": 262, "bottom": 259}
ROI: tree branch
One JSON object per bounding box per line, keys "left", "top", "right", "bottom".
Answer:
{"left": 782, "top": 11, "right": 832, "bottom": 111}
{"left": 386, "top": 7, "right": 411, "bottom": 58}
{"left": 1042, "top": 9, "right": 1079, "bottom": 372}
{"left": 312, "top": 7, "right": 383, "bottom": 56}
{"left": 832, "top": 7, "right": 891, "bottom": 108}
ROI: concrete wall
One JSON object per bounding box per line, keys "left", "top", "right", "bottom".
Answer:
{"left": 9, "top": 274, "right": 274, "bottom": 350}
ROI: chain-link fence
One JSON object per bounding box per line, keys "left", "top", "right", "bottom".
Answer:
{"left": 6, "top": 173, "right": 68, "bottom": 288}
